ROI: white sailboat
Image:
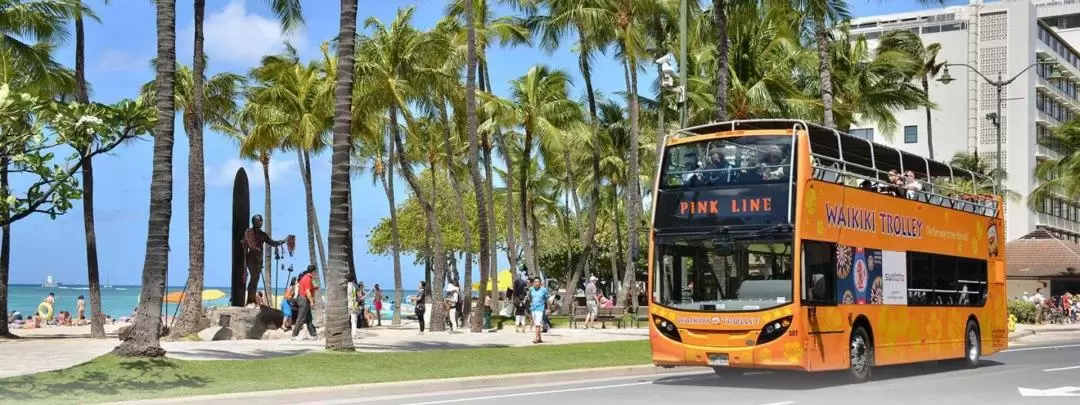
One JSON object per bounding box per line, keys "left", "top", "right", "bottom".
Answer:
{"left": 42, "top": 274, "right": 60, "bottom": 288}
{"left": 104, "top": 272, "right": 112, "bottom": 289}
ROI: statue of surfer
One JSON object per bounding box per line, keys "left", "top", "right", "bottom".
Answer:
{"left": 242, "top": 214, "right": 292, "bottom": 306}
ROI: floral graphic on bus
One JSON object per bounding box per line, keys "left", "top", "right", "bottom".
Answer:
{"left": 835, "top": 244, "right": 882, "bottom": 305}
{"left": 987, "top": 222, "right": 999, "bottom": 257}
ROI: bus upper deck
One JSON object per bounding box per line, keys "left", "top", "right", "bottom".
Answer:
{"left": 658, "top": 119, "right": 1001, "bottom": 225}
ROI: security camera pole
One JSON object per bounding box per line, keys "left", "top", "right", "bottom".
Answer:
{"left": 679, "top": 0, "right": 688, "bottom": 128}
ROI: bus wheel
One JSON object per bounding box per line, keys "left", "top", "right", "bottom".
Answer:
{"left": 963, "top": 320, "right": 980, "bottom": 368}
{"left": 849, "top": 326, "right": 873, "bottom": 382}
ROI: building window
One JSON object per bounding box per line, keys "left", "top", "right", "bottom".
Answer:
{"left": 904, "top": 125, "right": 918, "bottom": 144}
{"left": 850, "top": 128, "right": 874, "bottom": 140}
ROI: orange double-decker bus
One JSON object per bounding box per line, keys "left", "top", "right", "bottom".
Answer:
{"left": 647, "top": 119, "right": 1007, "bottom": 381}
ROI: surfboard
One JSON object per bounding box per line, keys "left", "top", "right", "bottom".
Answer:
{"left": 231, "top": 167, "right": 250, "bottom": 307}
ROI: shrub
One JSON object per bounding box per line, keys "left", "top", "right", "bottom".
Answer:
{"left": 1007, "top": 299, "right": 1036, "bottom": 324}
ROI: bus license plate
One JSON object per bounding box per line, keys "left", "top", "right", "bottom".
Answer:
{"left": 708, "top": 353, "right": 729, "bottom": 366}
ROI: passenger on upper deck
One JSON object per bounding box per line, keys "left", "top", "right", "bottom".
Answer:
{"left": 681, "top": 151, "right": 704, "bottom": 186}
{"left": 704, "top": 147, "right": 736, "bottom": 184}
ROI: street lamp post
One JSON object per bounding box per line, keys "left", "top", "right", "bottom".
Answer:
{"left": 938, "top": 61, "right": 1063, "bottom": 195}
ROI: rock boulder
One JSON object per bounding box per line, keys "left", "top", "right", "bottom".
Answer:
{"left": 197, "top": 326, "right": 234, "bottom": 341}
{"left": 205, "top": 306, "right": 284, "bottom": 339}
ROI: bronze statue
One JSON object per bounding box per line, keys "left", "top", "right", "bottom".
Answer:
{"left": 242, "top": 214, "right": 288, "bottom": 306}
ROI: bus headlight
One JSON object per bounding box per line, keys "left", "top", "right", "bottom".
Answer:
{"left": 756, "top": 316, "right": 793, "bottom": 345}
{"left": 652, "top": 315, "right": 681, "bottom": 342}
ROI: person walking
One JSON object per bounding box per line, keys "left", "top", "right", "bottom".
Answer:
{"left": 76, "top": 295, "right": 86, "bottom": 324}
{"left": 529, "top": 277, "right": 549, "bottom": 344}
{"left": 291, "top": 266, "right": 318, "bottom": 341}
{"left": 584, "top": 276, "right": 599, "bottom": 329}
{"left": 410, "top": 281, "right": 428, "bottom": 335}
{"left": 373, "top": 284, "right": 384, "bottom": 326}
{"left": 281, "top": 277, "right": 296, "bottom": 331}
{"left": 445, "top": 281, "right": 461, "bottom": 332}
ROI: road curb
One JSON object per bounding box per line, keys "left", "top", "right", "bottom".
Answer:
{"left": 104, "top": 364, "right": 683, "bottom": 405}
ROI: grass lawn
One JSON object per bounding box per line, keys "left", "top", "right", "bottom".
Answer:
{"left": 0, "top": 340, "right": 651, "bottom": 404}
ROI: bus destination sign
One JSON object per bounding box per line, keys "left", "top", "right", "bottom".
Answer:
{"left": 654, "top": 184, "right": 789, "bottom": 230}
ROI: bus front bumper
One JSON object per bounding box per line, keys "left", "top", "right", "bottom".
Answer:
{"left": 650, "top": 328, "right": 808, "bottom": 371}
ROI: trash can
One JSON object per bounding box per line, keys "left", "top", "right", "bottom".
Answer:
{"left": 483, "top": 310, "right": 492, "bottom": 329}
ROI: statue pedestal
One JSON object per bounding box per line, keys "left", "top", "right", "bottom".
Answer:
{"left": 206, "top": 306, "right": 284, "bottom": 339}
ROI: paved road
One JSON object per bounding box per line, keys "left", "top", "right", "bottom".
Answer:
{"left": 294, "top": 339, "right": 1080, "bottom": 405}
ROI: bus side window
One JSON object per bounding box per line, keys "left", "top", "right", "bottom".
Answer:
{"left": 801, "top": 241, "right": 836, "bottom": 304}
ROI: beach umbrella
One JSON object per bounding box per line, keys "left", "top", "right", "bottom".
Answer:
{"left": 472, "top": 269, "right": 515, "bottom": 291}
{"left": 164, "top": 289, "right": 227, "bottom": 303}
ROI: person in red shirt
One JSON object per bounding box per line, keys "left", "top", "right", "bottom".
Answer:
{"left": 291, "top": 266, "right": 318, "bottom": 340}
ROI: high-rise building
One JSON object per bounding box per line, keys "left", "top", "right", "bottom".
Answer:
{"left": 849, "top": 0, "right": 1080, "bottom": 242}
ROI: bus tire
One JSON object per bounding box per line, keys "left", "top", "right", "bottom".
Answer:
{"left": 962, "top": 320, "right": 980, "bottom": 369}
{"left": 849, "top": 326, "right": 873, "bottom": 383}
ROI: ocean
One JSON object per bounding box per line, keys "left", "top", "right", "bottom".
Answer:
{"left": 6, "top": 284, "right": 419, "bottom": 320}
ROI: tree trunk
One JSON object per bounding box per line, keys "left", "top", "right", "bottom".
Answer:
{"left": 391, "top": 106, "right": 448, "bottom": 331}
{"left": 171, "top": 0, "right": 207, "bottom": 339}
{"left": 495, "top": 132, "right": 518, "bottom": 273}
{"left": 575, "top": 28, "right": 602, "bottom": 308}
{"left": 325, "top": 0, "right": 358, "bottom": 351}
{"left": 261, "top": 155, "right": 274, "bottom": 300}
{"left": 713, "top": 0, "right": 729, "bottom": 122}
{"left": 75, "top": 8, "right": 105, "bottom": 339}
{"left": 381, "top": 134, "right": 403, "bottom": 326}
{"left": 305, "top": 150, "right": 329, "bottom": 281}
{"left": 482, "top": 66, "right": 500, "bottom": 310}
{"left": 816, "top": 19, "right": 835, "bottom": 128}
{"left": 0, "top": 157, "right": 11, "bottom": 338}
{"left": 465, "top": 0, "right": 488, "bottom": 333}
{"left": 519, "top": 128, "right": 537, "bottom": 277}
{"left": 438, "top": 98, "right": 476, "bottom": 332}
{"left": 923, "top": 77, "right": 934, "bottom": 160}
{"left": 621, "top": 54, "right": 642, "bottom": 309}
{"left": 297, "top": 149, "right": 326, "bottom": 326}
{"left": 115, "top": 0, "right": 175, "bottom": 358}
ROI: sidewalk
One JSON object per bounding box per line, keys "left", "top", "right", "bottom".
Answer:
{"left": 0, "top": 326, "right": 648, "bottom": 379}
{"left": 1008, "top": 322, "right": 1080, "bottom": 341}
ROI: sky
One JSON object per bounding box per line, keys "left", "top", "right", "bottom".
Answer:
{"left": 8, "top": 0, "right": 965, "bottom": 288}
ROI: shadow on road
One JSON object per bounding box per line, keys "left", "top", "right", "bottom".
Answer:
{"left": 654, "top": 359, "right": 1004, "bottom": 390}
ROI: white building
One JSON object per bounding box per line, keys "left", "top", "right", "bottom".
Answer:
{"left": 849, "top": 0, "right": 1080, "bottom": 243}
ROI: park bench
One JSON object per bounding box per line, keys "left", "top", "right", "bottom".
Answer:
{"left": 570, "top": 305, "right": 646, "bottom": 329}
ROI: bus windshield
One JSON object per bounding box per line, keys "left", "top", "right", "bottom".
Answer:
{"left": 653, "top": 235, "right": 793, "bottom": 312}
{"left": 660, "top": 135, "right": 793, "bottom": 189}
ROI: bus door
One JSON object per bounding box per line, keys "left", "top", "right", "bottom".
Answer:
{"left": 801, "top": 240, "right": 848, "bottom": 371}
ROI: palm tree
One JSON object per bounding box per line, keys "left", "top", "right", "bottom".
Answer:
{"left": 1030, "top": 119, "right": 1080, "bottom": 210}
{"left": 877, "top": 29, "right": 945, "bottom": 159}
{"left": 0, "top": 0, "right": 84, "bottom": 339}
{"left": 139, "top": 62, "right": 242, "bottom": 337}
{"left": 357, "top": 7, "right": 454, "bottom": 331}
{"left": 73, "top": 0, "right": 106, "bottom": 339}
{"left": 323, "top": 0, "right": 358, "bottom": 351}
{"left": 528, "top": 0, "right": 611, "bottom": 303}
{"left": 797, "top": 0, "right": 851, "bottom": 128}
{"left": 462, "top": 0, "right": 490, "bottom": 333}
{"left": 114, "top": 0, "right": 175, "bottom": 358}
{"left": 248, "top": 45, "right": 333, "bottom": 291}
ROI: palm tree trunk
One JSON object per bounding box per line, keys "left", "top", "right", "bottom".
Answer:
{"left": 261, "top": 156, "right": 274, "bottom": 299}
{"left": 621, "top": 55, "right": 642, "bottom": 308}
{"left": 305, "top": 150, "right": 329, "bottom": 280}
{"left": 298, "top": 149, "right": 318, "bottom": 268}
{"left": 576, "top": 28, "right": 602, "bottom": 300}
{"left": 391, "top": 105, "right": 448, "bottom": 331}
{"left": 923, "top": 77, "right": 934, "bottom": 160}
{"left": 482, "top": 66, "right": 500, "bottom": 310}
{"left": 519, "top": 129, "right": 537, "bottom": 277}
{"left": 75, "top": 7, "right": 105, "bottom": 339}
{"left": 816, "top": 19, "right": 835, "bottom": 128}
{"left": 379, "top": 170, "right": 403, "bottom": 325}
{"left": 297, "top": 148, "right": 325, "bottom": 326}
{"left": 713, "top": 0, "right": 729, "bottom": 122}
{"left": 438, "top": 98, "right": 476, "bottom": 332}
{"left": 465, "top": 0, "right": 489, "bottom": 332}
{"left": 325, "top": 0, "right": 358, "bottom": 351}
{"left": 0, "top": 157, "right": 11, "bottom": 338}
{"left": 172, "top": 0, "right": 207, "bottom": 339}
{"left": 495, "top": 132, "right": 518, "bottom": 273}
{"left": 115, "top": 0, "right": 175, "bottom": 358}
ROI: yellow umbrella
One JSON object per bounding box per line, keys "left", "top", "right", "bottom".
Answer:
{"left": 472, "top": 269, "right": 514, "bottom": 292}
{"left": 164, "top": 289, "right": 227, "bottom": 304}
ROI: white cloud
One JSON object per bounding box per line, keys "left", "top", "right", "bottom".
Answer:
{"left": 96, "top": 50, "right": 147, "bottom": 72}
{"left": 183, "top": 0, "right": 306, "bottom": 66}
{"left": 208, "top": 158, "right": 296, "bottom": 189}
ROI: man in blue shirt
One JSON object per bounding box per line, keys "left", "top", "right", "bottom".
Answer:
{"left": 528, "top": 277, "right": 549, "bottom": 344}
